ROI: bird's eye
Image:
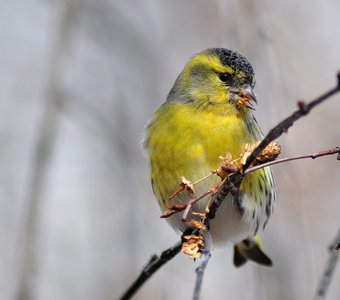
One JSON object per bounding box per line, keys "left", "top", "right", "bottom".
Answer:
{"left": 218, "top": 72, "right": 233, "bottom": 85}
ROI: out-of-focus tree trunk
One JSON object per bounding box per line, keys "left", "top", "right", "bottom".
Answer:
{"left": 16, "top": 2, "right": 76, "bottom": 299}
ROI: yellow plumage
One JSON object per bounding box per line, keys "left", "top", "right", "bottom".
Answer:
{"left": 144, "top": 48, "right": 276, "bottom": 266}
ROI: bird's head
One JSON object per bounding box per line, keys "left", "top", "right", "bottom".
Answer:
{"left": 167, "top": 48, "right": 257, "bottom": 110}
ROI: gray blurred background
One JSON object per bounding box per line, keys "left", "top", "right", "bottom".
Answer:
{"left": 1, "top": 0, "right": 340, "bottom": 299}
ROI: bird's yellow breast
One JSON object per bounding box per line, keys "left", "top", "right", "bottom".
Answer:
{"left": 145, "top": 102, "right": 258, "bottom": 210}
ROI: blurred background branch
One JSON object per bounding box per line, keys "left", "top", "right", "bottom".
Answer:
{"left": 314, "top": 228, "right": 340, "bottom": 300}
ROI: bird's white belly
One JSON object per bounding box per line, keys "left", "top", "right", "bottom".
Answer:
{"left": 208, "top": 194, "right": 259, "bottom": 246}
{"left": 167, "top": 193, "right": 258, "bottom": 247}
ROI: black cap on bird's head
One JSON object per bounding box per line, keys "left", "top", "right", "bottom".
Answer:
{"left": 210, "top": 48, "right": 255, "bottom": 88}
{"left": 209, "top": 48, "right": 257, "bottom": 109}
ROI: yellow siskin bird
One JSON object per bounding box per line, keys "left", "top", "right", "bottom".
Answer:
{"left": 144, "top": 48, "right": 276, "bottom": 266}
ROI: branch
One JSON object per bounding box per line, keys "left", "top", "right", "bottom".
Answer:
{"left": 205, "top": 73, "right": 340, "bottom": 229}
{"left": 192, "top": 231, "right": 212, "bottom": 300}
{"left": 314, "top": 228, "right": 340, "bottom": 300}
{"left": 244, "top": 146, "right": 340, "bottom": 175}
{"left": 120, "top": 242, "right": 182, "bottom": 300}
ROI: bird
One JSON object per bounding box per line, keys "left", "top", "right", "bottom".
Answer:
{"left": 144, "top": 48, "right": 276, "bottom": 267}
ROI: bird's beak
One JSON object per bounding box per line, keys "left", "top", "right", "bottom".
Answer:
{"left": 231, "top": 84, "right": 257, "bottom": 110}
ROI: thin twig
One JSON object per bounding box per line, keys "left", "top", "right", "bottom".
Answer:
{"left": 192, "top": 172, "right": 215, "bottom": 185}
{"left": 182, "top": 190, "right": 212, "bottom": 220}
{"left": 193, "top": 231, "right": 212, "bottom": 300}
{"left": 244, "top": 147, "right": 340, "bottom": 175}
{"left": 181, "top": 179, "right": 227, "bottom": 221}
{"left": 314, "top": 228, "right": 340, "bottom": 300}
{"left": 164, "top": 177, "right": 228, "bottom": 220}
{"left": 120, "top": 242, "right": 182, "bottom": 300}
{"left": 205, "top": 73, "right": 340, "bottom": 229}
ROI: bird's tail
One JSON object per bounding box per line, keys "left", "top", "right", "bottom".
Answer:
{"left": 233, "top": 235, "right": 272, "bottom": 267}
